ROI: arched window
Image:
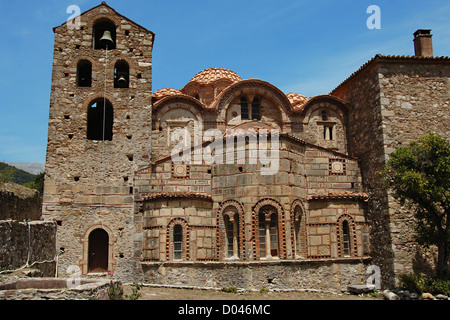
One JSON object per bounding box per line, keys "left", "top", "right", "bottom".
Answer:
{"left": 92, "top": 18, "right": 116, "bottom": 50}
{"left": 114, "top": 60, "right": 129, "bottom": 88}
{"left": 240, "top": 97, "right": 249, "bottom": 120}
{"left": 258, "top": 206, "right": 279, "bottom": 258}
{"left": 173, "top": 224, "right": 183, "bottom": 260}
{"left": 251, "top": 97, "right": 261, "bottom": 120}
{"left": 321, "top": 110, "right": 328, "bottom": 121}
{"left": 342, "top": 220, "right": 351, "bottom": 257}
{"left": 224, "top": 213, "right": 240, "bottom": 259}
{"left": 87, "top": 98, "right": 113, "bottom": 141}
{"left": 77, "top": 60, "right": 92, "bottom": 87}
{"left": 293, "top": 206, "right": 302, "bottom": 257}
{"left": 88, "top": 228, "right": 109, "bottom": 273}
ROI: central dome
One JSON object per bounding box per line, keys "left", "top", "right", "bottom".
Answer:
{"left": 189, "top": 67, "right": 242, "bottom": 85}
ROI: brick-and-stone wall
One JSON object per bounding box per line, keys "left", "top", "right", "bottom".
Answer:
{"left": 332, "top": 56, "right": 450, "bottom": 285}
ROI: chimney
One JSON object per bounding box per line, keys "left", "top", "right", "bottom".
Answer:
{"left": 413, "top": 29, "right": 433, "bottom": 57}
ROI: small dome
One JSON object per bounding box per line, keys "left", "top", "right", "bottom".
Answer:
{"left": 152, "top": 88, "right": 183, "bottom": 100}
{"left": 286, "top": 92, "right": 309, "bottom": 110}
{"left": 188, "top": 68, "right": 242, "bottom": 85}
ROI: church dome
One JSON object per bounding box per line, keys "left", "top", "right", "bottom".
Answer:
{"left": 152, "top": 88, "right": 183, "bottom": 101}
{"left": 286, "top": 92, "right": 309, "bottom": 110}
{"left": 188, "top": 67, "right": 242, "bottom": 85}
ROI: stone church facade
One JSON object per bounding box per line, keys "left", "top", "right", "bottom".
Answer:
{"left": 42, "top": 3, "right": 449, "bottom": 289}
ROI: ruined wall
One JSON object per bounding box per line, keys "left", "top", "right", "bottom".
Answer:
{"left": 0, "top": 183, "right": 42, "bottom": 221}
{"left": 0, "top": 220, "right": 56, "bottom": 276}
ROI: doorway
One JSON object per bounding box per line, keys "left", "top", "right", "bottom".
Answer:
{"left": 88, "top": 228, "right": 109, "bottom": 273}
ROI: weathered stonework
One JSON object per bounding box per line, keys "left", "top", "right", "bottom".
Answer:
{"left": 0, "top": 220, "right": 56, "bottom": 276}
{"left": 332, "top": 56, "right": 450, "bottom": 286}
{"left": 42, "top": 3, "right": 154, "bottom": 281}
{"left": 41, "top": 3, "right": 449, "bottom": 290}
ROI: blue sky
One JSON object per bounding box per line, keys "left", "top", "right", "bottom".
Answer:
{"left": 0, "top": 0, "right": 449, "bottom": 164}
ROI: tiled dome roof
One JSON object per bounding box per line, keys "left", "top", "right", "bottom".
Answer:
{"left": 152, "top": 88, "right": 183, "bottom": 100}
{"left": 286, "top": 92, "right": 309, "bottom": 110}
{"left": 188, "top": 68, "right": 242, "bottom": 85}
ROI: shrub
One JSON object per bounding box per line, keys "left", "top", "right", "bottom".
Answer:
{"left": 400, "top": 273, "right": 450, "bottom": 296}
{"left": 222, "top": 286, "right": 238, "bottom": 293}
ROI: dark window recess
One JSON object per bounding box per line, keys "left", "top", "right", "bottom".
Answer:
{"left": 87, "top": 99, "right": 114, "bottom": 141}
{"left": 252, "top": 97, "right": 261, "bottom": 120}
{"left": 77, "top": 60, "right": 92, "bottom": 87}
{"left": 240, "top": 97, "right": 249, "bottom": 119}
{"left": 114, "top": 60, "right": 129, "bottom": 88}
{"left": 92, "top": 18, "right": 116, "bottom": 50}
{"left": 173, "top": 225, "right": 183, "bottom": 260}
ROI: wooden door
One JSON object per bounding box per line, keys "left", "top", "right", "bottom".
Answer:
{"left": 88, "top": 229, "right": 109, "bottom": 273}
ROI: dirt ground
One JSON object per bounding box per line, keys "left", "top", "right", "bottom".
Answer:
{"left": 123, "top": 285, "right": 382, "bottom": 300}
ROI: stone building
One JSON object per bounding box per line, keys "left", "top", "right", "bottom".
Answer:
{"left": 42, "top": 3, "right": 449, "bottom": 289}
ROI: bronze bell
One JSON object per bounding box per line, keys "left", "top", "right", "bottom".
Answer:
{"left": 100, "top": 30, "right": 114, "bottom": 45}
{"left": 118, "top": 76, "right": 127, "bottom": 85}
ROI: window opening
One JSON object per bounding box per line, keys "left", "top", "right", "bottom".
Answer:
{"left": 252, "top": 97, "right": 261, "bottom": 120}
{"left": 77, "top": 60, "right": 92, "bottom": 87}
{"left": 240, "top": 97, "right": 249, "bottom": 120}
{"left": 92, "top": 19, "right": 116, "bottom": 50}
{"left": 225, "top": 214, "right": 240, "bottom": 258}
{"left": 342, "top": 220, "right": 350, "bottom": 257}
{"left": 114, "top": 60, "right": 129, "bottom": 88}
{"left": 259, "top": 207, "right": 279, "bottom": 258}
{"left": 173, "top": 224, "right": 183, "bottom": 260}
{"left": 87, "top": 99, "right": 113, "bottom": 141}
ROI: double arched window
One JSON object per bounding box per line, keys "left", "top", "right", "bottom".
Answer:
{"left": 258, "top": 205, "right": 279, "bottom": 258}
{"left": 240, "top": 96, "right": 261, "bottom": 120}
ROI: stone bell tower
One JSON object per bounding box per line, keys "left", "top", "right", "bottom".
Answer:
{"left": 43, "top": 2, "right": 154, "bottom": 280}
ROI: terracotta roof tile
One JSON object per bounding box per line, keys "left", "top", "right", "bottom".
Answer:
{"left": 309, "top": 192, "right": 369, "bottom": 201}
{"left": 188, "top": 68, "right": 242, "bottom": 85}
{"left": 286, "top": 92, "right": 309, "bottom": 110}
{"left": 142, "top": 191, "right": 212, "bottom": 201}
{"left": 152, "top": 88, "right": 183, "bottom": 100}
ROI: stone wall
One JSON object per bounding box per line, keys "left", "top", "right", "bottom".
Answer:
{"left": 0, "top": 183, "right": 42, "bottom": 221}
{"left": 332, "top": 60, "right": 396, "bottom": 287}
{"left": 377, "top": 60, "right": 450, "bottom": 278}
{"left": 0, "top": 220, "right": 56, "bottom": 276}
{"left": 141, "top": 258, "right": 372, "bottom": 292}
{"left": 332, "top": 56, "right": 450, "bottom": 285}
{"left": 0, "top": 278, "right": 115, "bottom": 300}
{"left": 42, "top": 3, "right": 154, "bottom": 282}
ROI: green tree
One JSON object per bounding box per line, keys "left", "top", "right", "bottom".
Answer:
{"left": 383, "top": 133, "right": 450, "bottom": 278}
{"left": 0, "top": 166, "right": 15, "bottom": 184}
{"left": 23, "top": 172, "right": 45, "bottom": 196}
